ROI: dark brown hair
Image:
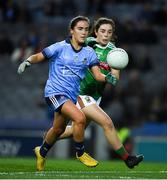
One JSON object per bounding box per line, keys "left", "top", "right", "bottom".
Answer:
{"left": 90, "top": 17, "right": 116, "bottom": 42}
{"left": 69, "top": 16, "right": 90, "bottom": 30}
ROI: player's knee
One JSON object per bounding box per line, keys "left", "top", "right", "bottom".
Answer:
{"left": 52, "top": 127, "right": 65, "bottom": 136}
{"left": 103, "top": 118, "right": 114, "bottom": 131}
{"left": 74, "top": 113, "right": 86, "bottom": 127}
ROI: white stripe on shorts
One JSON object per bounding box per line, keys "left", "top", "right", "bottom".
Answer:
{"left": 49, "top": 96, "right": 59, "bottom": 108}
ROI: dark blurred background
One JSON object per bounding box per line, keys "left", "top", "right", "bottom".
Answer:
{"left": 0, "top": 0, "right": 167, "bottom": 162}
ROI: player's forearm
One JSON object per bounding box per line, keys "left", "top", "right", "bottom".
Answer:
{"left": 111, "top": 69, "right": 120, "bottom": 80}
{"left": 27, "top": 52, "right": 45, "bottom": 64}
{"left": 17, "top": 53, "right": 45, "bottom": 74}
{"left": 94, "top": 73, "right": 106, "bottom": 82}
{"left": 91, "top": 65, "right": 106, "bottom": 82}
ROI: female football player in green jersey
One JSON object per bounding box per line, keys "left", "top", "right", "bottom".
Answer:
{"left": 58, "top": 17, "right": 144, "bottom": 168}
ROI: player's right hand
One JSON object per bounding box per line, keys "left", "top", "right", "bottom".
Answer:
{"left": 17, "top": 60, "right": 31, "bottom": 74}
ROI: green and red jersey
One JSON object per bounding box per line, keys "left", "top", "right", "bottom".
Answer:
{"left": 80, "top": 37, "right": 116, "bottom": 100}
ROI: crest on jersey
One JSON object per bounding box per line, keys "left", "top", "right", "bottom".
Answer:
{"left": 85, "top": 96, "right": 91, "bottom": 103}
{"left": 97, "top": 54, "right": 101, "bottom": 59}
{"left": 74, "top": 55, "right": 78, "bottom": 61}
{"left": 82, "top": 58, "right": 87, "bottom": 64}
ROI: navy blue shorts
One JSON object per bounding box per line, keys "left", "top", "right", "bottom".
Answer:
{"left": 45, "top": 95, "right": 69, "bottom": 112}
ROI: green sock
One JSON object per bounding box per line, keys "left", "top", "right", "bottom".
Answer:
{"left": 115, "top": 146, "right": 129, "bottom": 160}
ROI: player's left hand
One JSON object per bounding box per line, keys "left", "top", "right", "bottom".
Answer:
{"left": 105, "top": 73, "right": 118, "bottom": 86}
{"left": 17, "top": 60, "right": 31, "bottom": 74}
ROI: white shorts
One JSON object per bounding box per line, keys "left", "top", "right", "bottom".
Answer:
{"left": 76, "top": 95, "right": 102, "bottom": 109}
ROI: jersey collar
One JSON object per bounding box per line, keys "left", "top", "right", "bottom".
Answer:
{"left": 65, "top": 37, "right": 86, "bottom": 53}
{"left": 96, "top": 42, "right": 110, "bottom": 49}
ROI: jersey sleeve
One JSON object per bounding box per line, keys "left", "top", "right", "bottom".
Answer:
{"left": 86, "top": 37, "right": 96, "bottom": 44}
{"left": 88, "top": 49, "right": 100, "bottom": 68}
{"left": 42, "top": 43, "right": 59, "bottom": 59}
{"left": 86, "top": 37, "right": 97, "bottom": 49}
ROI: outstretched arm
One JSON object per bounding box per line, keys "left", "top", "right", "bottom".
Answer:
{"left": 111, "top": 68, "right": 120, "bottom": 80}
{"left": 90, "top": 65, "right": 106, "bottom": 82}
{"left": 17, "top": 52, "right": 45, "bottom": 74}
{"left": 90, "top": 65, "right": 119, "bottom": 86}
{"left": 25, "top": 52, "right": 45, "bottom": 64}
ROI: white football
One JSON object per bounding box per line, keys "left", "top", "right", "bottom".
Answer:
{"left": 107, "top": 48, "right": 129, "bottom": 69}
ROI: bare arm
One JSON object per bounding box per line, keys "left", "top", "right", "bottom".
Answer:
{"left": 90, "top": 65, "right": 106, "bottom": 82}
{"left": 27, "top": 52, "right": 46, "bottom": 64}
{"left": 17, "top": 52, "right": 46, "bottom": 74}
{"left": 111, "top": 68, "right": 120, "bottom": 80}
{"left": 90, "top": 65, "right": 119, "bottom": 86}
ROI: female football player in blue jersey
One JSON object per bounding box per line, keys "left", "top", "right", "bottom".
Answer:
{"left": 17, "top": 16, "right": 117, "bottom": 171}
{"left": 58, "top": 17, "right": 144, "bottom": 169}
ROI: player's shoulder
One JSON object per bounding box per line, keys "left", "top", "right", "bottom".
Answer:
{"left": 84, "top": 44, "right": 95, "bottom": 53}
{"left": 107, "top": 42, "right": 116, "bottom": 49}
{"left": 50, "top": 40, "right": 70, "bottom": 51}
{"left": 86, "top": 36, "right": 96, "bottom": 43}
{"left": 55, "top": 40, "right": 69, "bottom": 47}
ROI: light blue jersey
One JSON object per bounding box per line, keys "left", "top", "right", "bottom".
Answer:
{"left": 42, "top": 38, "right": 99, "bottom": 103}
